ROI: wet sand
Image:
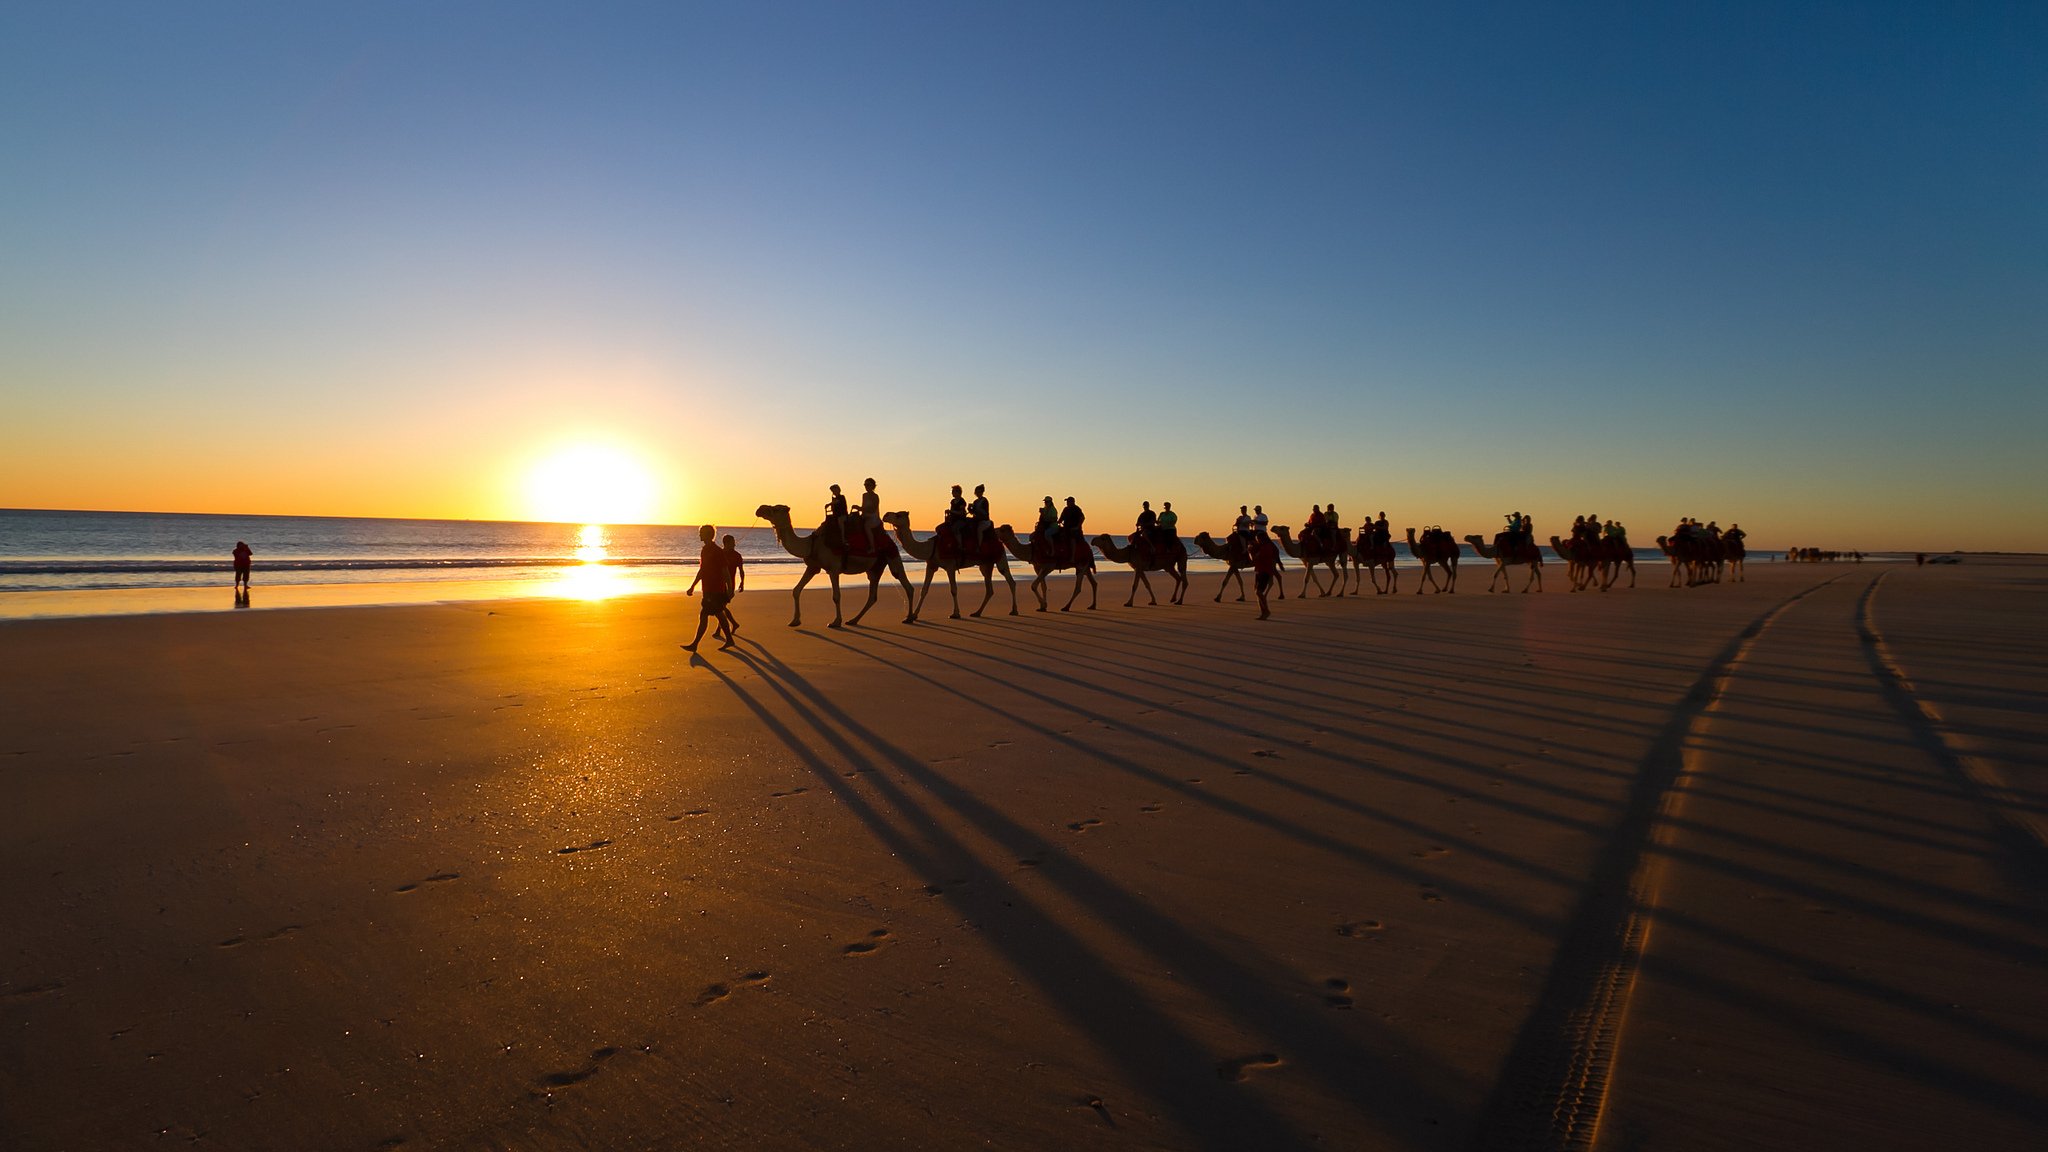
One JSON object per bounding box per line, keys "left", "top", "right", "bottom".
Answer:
{"left": 2, "top": 559, "right": 2043, "bottom": 1150}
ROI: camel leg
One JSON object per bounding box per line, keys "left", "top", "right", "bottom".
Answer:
{"left": 1172, "top": 565, "right": 1187, "bottom": 605}
{"left": 971, "top": 565, "right": 994, "bottom": 618}
{"left": 847, "top": 572, "right": 882, "bottom": 625}
{"left": 944, "top": 568, "right": 962, "bottom": 619}
{"left": 826, "top": 572, "right": 846, "bottom": 627}
{"left": 1128, "top": 569, "right": 1155, "bottom": 607}
{"left": 1031, "top": 573, "right": 1048, "bottom": 612}
{"left": 1061, "top": 568, "right": 1084, "bottom": 611}
{"left": 893, "top": 562, "right": 919, "bottom": 624}
{"left": 1003, "top": 565, "right": 1019, "bottom": 616}
{"left": 915, "top": 566, "right": 940, "bottom": 617}
{"left": 788, "top": 566, "right": 820, "bottom": 626}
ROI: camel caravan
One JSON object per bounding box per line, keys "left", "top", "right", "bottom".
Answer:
{"left": 755, "top": 486, "right": 1749, "bottom": 628}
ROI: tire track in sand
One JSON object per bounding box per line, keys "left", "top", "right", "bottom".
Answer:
{"left": 1857, "top": 571, "right": 2048, "bottom": 881}
{"left": 1470, "top": 573, "right": 1850, "bottom": 1151}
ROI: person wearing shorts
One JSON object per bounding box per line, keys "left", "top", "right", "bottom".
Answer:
{"left": 684, "top": 525, "right": 734, "bottom": 651}
{"left": 1252, "top": 531, "right": 1281, "bottom": 619}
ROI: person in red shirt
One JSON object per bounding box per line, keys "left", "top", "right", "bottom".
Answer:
{"left": 683, "top": 525, "right": 734, "bottom": 651}
{"left": 1252, "top": 531, "right": 1281, "bottom": 620}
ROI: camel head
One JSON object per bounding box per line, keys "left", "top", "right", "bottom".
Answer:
{"left": 756, "top": 504, "right": 791, "bottom": 523}
{"left": 881, "top": 510, "right": 912, "bottom": 531}
{"left": 1272, "top": 525, "right": 1293, "bottom": 541}
{"left": 1406, "top": 527, "right": 1418, "bottom": 543}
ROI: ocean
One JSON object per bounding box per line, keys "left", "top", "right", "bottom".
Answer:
{"left": 0, "top": 508, "right": 1790, "bottom": 620}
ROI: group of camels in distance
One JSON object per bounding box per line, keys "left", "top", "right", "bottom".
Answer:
{"left": 752, "top": 502, "right": 1748, "bottom": 629}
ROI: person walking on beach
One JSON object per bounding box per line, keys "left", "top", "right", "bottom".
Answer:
{"left": 683, "top": 525, "right": 736, "bottom": 652}
{"left": 1251, "top": 529, "right": 1281, "bottom": 619}
{"left": 232, "top": 541, "right": 252, "bottom": 592}
{"left": 721, "top": 533, "right": 746, "bottom": 631}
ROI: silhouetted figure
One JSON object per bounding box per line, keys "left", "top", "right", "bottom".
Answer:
{"left": 1059, "top": 496, "right": 1086, "bottom": 550}
{"left": 1157, "top": 501, "right": 1179, "bottom": 549}
{"left": 825, "top": 484, "right": 850, "bottom": 551}
{"left": 1252, "top": 531, "right": 1281, "bottom": 619}
{"left": 969, "top": 483, "right": 993, "bottom": 550}
{"left": 945, "top": 484, "right": 970, "bottom": 550}
{"left": 232, "top": 541, "right": 252, "bottom": 590}
{"left": 860, "top": 478, "right": 883, "bottom": 553}
{"left": 684, "top": 525, "right": 736, "bottom": 652}
{"left": 1253, "top": 504, "right": 1269, "bottom": 538}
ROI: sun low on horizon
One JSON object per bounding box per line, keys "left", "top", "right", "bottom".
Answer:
{"left": 519, "top": 442, "right": 667, "bottom": 526}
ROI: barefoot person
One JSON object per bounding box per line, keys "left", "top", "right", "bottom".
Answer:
{"left": 719, "top": 534, "right": 746, "bottom": 643}
{"left": 683, "top": 525, "right": 734, "bottom": 652}
{"left": 1251, "top": 528, "right": 1281, "bottom": 619}
{"left": 231, "top": 541, "right": 252, "bottom": 592}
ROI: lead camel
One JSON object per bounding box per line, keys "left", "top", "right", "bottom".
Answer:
{"left": 756, "top": 503, "right": 918, "bottom": 628}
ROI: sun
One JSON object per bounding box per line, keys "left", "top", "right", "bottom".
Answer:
{"left": 523, "top": 443, "right": 661, "bottom": 525}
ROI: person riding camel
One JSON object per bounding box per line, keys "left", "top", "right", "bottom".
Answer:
{"left": 1505, "top": 511, "right": 1524, "bottom": 548}
{"left": 859, "top": 478, "right": 884, "bottom": 553}
{"left": 826, "top": 484, "right": 850, "bottom": 551}
{"left": 1325, "top": 504, "right": 1342, "bottom": 552}
{"left": 1374, "top": 511, "right": 1391, "bottom": 548}
{"left": 1134, "top": 501, "right": 1158, "bottom": 560}
{"left": 1059, "top": 497, "right": 1086, "bottom": 551}
{"left": 1234, "top": 505, "right": 1253, "bottom": 548}
{"left": 1157, "top": 501, "right": 1179, "bottom": 550}
{"left": 1253, "top": 505, "right": 1269, "bottom": 538}
{"left": 943, "top": 484, "right": 972, "bottom": 551}
{"left": 968, "top": 484, "right": 993, "bottom": 552}
{"left": 1035, "top": 496, "right": 1060, "bottom": 558}
{"left": 1306, "top": 505, "right": 1325, "bottom": 549}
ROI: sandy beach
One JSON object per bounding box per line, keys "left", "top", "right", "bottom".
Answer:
{"left": 3, "top": 559, "right": 2043, "bottom": 1150}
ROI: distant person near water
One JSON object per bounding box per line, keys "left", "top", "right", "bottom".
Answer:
{"left": 232, "top": 541, "right": 252, "bottom": 591}
{"left": 684, "top": 525, "right": 738, "bottom": 652}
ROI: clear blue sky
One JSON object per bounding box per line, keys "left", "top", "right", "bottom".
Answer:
{"left": 2, "top": 1, "right": 2042, "bottom": 548}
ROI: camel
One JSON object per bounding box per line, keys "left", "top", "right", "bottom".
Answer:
{"left": 1272, "top": 526, "right": 1350, "bottom": 598}
{"left": 1192, "top": 530, "right": 1282, "bottom": 603}
{"left": 755, "top": 503, "right": 917, "bottom": 628}
{"left": 1464, "top": 531, "right": 1544, "bottom": 593}
{"left": 996, "top": 525, "right": 1098, "bottom": 612}
{"left": 1349, "top": 528, "right": 1398, "bottom": 594}
{"left": 1725, "top": 533, "right": 1747, "bottom": 582}
{"left": 1090, "top": 532, "right": 1188, "bottom": 607}
{"left": 1405, "top": 527, "right": 1460, "bottom": 593}
{"left": 883, "top": 511, "right": 1019, "bottom": 620}
{"left": 1549, "top": 534, "right": 1602, "bottom": 592}
{"left": 1656, "top": 533, "right": 1724, "bottom": 588}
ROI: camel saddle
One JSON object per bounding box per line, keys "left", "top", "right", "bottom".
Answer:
{"left": 1032, "top": 533, "right": 1087, "bottom": 567}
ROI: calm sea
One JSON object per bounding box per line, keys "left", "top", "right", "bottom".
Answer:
{"left": 0, "top": 509, "right": 790, "bottom": 593}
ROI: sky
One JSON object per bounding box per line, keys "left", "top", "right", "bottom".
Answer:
{"left": 1, "top": 1, "right": 2042, "bottom": 550}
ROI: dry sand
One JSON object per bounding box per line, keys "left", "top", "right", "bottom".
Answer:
{"left": 2, "top": 558, "right": 2043, "bottom": 1150}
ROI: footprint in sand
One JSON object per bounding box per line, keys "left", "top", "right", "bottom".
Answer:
{"left": 396, "top": 872, "right": 462, "bottom": 892}
{"left": 1216, "top": 1053, "right": 1283, "bottom": 1082}
{"left": 989, "top": 740, "right": 1013, "bottom": 749}
{"left": 667, "top": 809, "right": 710, "bottom": 821}
{"left": 1335, "top": 920, "right": 1383, "bottom": 938}
{"left": 770, "top": 787, "right": 809, "bottom": 798}
{"left": 842, "top": 929, "right": 892, "bottom": 955}
{"left": 535, "top": 1045, "right": 623, "bottom": 1091}
{"left": 556, "top": 840, "right": 612, "bottom": 855}
{"left": 1251, "top": 749, "right": 1282, "bottom": 759}
{"left": 1324, "top": 978, "right": 1354, "bottom": 1009}
{"left": 218, "top": 923, "right": 305, "bottom": 949}
{"left": 1419, "top": 888, "right": 1444, "bottom": 903}
{"left": 694, "top": 971, "right": 771, "bottom": 1006}
{"left": 1065, "top": 818, "right": 1102, "bottom": 832}
{"left": 1139, "top": 803, "right": 1163, "bottom": 813}
{"left": 1409, "top": 845, "right": 1450, "bottom": 859}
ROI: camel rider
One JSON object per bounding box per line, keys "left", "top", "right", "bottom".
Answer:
{"left": 860, "top": 478, "right": 883, "bottom": 553}
{"left": 1570, "top": 515, "right": 1590, "bottom": 546}
{"left": 1036, "top": 496, "right": 1059, "bottom": 555}
{"left": 1157, "top": 501, "right": 1179, "bottom": 550}
{"left": 1325, "top": 504, "right": 1342, "bottom": 552}
{"left": 1306, "top": 505, "right": 1325, "bottom": 551}
{"left": 945, "top": 484, "right": 969, "bottom": 550}
{"left": 1253, "top": 505, "right": 1270, "bottom": 539}
{"left": 1375, "top": 512, "right": 1391, "bottom": 547}
{"left": 1059, "top": 497, "right": 1085, "bottom": 550}
{"left": 826, "top": 484, "right": 850, "bottom": 550}
{"left": 969, "top": 484, "right": 993, "bottom": 551}
{"left": 1234, "top": 505, "right": 1253, "bottom": 547}
{"left": 1725, "top": 523, "right": 1745, "bottom": 547}
{"left": 1135, "top": 501, "right": 1157, "bottom": 556}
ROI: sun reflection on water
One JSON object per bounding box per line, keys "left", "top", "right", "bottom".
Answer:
{"left": 554, "top": 524, "right": 624, "bottom": 601}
